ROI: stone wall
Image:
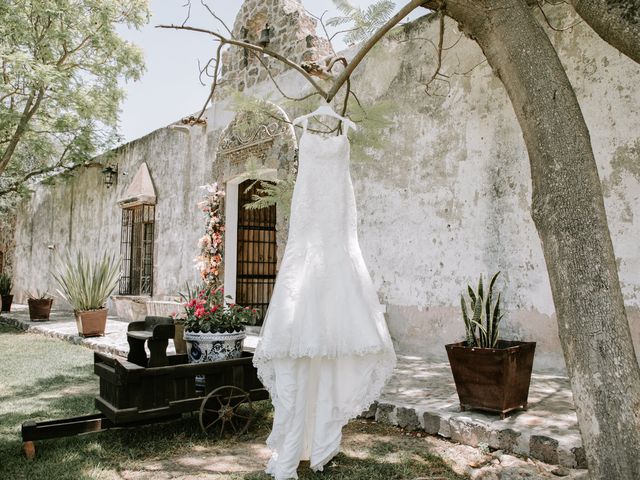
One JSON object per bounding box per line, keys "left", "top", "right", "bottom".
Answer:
{"left": 8, "top": 3, "right": 640, "bottom": 371}
{"left": 9, "top": 122, "right": 221, "bottom": 307}
{"left": 230, "top": 4, "right": 640, "bottom": 370}
{"left": 219, "top": 0, "right": 332, "bottom": 93}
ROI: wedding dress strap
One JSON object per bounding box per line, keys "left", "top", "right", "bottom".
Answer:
{"left": 293, "top": 104, "right": 357, "bottom": 136}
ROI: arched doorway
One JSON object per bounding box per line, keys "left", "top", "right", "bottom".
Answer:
{"left": 215, "top": 104, "right": 296, "bottom": 325}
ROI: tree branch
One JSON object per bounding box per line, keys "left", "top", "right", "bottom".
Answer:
{"left": 325, "top": 0, "right": 428, "bottom": 102}
{"left": 251, "top": 51, "right": 321, "bottom": 102}
{"left": 569, "top": 0, "right": 640, "bottom": 64}
{"left": 195, "top": 42, "right": 223, "bottom": 121}
{"left": 156, "top": 24, "right": 329, "bottom": 98}
{"left": 0, "top": 87, "right": 46, "bottom": 174}
{"left": 0, "top": 139, "right": 80, "bottom": 197}
{"left": 423, "top": 9, "right": 446, "bottom": 95}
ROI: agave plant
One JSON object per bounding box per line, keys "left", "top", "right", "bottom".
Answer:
{"left": 53, "top": 252, "right": 121, "bottom": 311}
{"left": 26, "top": 289, "right": 52, "bottom": 300}
{"left": 460, "top": 272, "right": 504, "bottom": 348}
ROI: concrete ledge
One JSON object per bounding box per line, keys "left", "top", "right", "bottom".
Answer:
{"left": 364, "top": 355, "right": 586, "bottom": 469}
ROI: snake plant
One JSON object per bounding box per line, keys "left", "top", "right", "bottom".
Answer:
{"left": 460, "top": 272, "right": 504, "bottom": 348}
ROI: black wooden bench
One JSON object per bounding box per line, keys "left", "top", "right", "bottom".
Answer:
{"left": 127, "top": 316, "right": 175, "bottom": 367}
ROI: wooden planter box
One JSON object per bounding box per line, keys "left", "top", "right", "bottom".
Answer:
{"left": 445, "top": 340, "right": 536, "bottom": 418}
{"left": 75, "top": 309, "right": 108, "bottom": 337}
{"left": 28, "top": 298, "right": 53, "bottom": 321}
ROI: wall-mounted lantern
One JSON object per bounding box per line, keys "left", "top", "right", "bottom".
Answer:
{"left": 101, "top": 165, "right": 118, "bottom": 188}
{"left": 259, "top": 24, "right": 272, "bottom": 48}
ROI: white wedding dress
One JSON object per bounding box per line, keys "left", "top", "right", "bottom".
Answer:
{"left": 252, "top": 111, "right": 397, "bottom": 480}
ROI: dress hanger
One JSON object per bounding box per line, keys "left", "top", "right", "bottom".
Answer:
{"left": 292, "top": 103, "right": 357, "bottom": 134}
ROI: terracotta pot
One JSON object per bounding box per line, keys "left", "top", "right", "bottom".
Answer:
{"left": 445, "top": 340, "right": 536, "bottom": 418}
{"left": 1, "top": 294, "right": 13, "bottom": 312}
{"left": 173, "top": 322, "right": 187, "bottom": 354}
{"left": 28, "top": 298, "right": 53, "bottom": 321}
{"left": 74, "top": 309, "right": 108, "bottom": 337}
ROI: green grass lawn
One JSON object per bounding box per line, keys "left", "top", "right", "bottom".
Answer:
{"left": 0, "top": 323, "right": 466, "bottom": 480}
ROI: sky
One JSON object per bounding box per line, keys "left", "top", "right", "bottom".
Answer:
{"left": 116, "top": 1, "right": 414, "bottom": 143}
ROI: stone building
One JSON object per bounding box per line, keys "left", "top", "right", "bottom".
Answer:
{"left": 3, "top": 0, "right": 640, "bottom": 371}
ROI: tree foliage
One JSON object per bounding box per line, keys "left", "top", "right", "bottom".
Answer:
{"left": 0, "top": 0, "right": 149, "bottom": 198}
{"left": 327, "top": 0, "right": 396, "bottom": 44}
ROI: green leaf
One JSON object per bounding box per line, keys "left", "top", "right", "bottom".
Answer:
{"left": 0, "top": 0, "right": 149, "bottom": 199}
{"left": 467, "top": 285, "right": 476, "bottom": 311}
{"left": 53, "top": 251, "right": 120, "bottom": 311}
{"left": 461, "top": 295, "right": 475, "bottom": 346}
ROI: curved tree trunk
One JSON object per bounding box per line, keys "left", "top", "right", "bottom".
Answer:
{"left": 570, "top": 0, "right": 640, "bottom": 65}
{"left": 440, "top": 0, "right": 640, "bottom": 476}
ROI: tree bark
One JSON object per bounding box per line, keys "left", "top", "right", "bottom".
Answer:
{"left": 440, "top": 0, "right": 640, "bottom": 476}
{"left": 570, "top": 0, "right": 640, "bottom": 65}
{"left": 0, "top": 87, "right": 45, "bottom": 174}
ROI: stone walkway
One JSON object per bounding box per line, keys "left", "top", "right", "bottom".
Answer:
{"left": 371, "top": 356, "right": 584, "bottom": 469}
{"left": 0, "top": 306, "right": 584, "bottom": 470}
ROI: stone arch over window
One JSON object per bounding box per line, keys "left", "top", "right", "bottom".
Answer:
{"left": 215, "top": 103, "right": 296, "bottom": 321}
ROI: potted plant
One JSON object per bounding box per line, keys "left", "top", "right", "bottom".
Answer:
{"left": 445, "top": 272, "right": 536, "bottom": 418}
{"left": 27, "top": 290, "right": 54, "bottom": 321}
{"left": 53, "top": 252, "right": 120, "bottom": 337}
{"left": 180, "top": 284, "right": 259, "bottom": 366}
{"left": 0, "top": 273, "right": 13, "bottom": 312}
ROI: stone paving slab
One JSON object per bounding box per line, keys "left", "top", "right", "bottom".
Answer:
{"left": 367, "top": 355, "right": 585, "bottom": 469}
{"left": 0, "top": 305, "right": 260, "bottom": 356}
{"left": 0, "top": 306, "right": 582, "bottom": 469}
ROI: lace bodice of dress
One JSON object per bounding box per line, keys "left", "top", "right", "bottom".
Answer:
{"left": 288, "top": 132, "right": 357, "bottom": 249}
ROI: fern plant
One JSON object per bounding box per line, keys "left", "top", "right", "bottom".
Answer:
{"left": 327, "top": 0, "right": 396, "bottom": 44}
{"left": 244, "top": 175, "right": 296, "bottom": 217}
{"left": 460, "top": 272, "right": 504, "bottom": 348}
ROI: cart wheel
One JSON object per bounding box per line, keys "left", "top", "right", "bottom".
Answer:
{"left": 199, "top": 386, "right": 254, "bottom": 436}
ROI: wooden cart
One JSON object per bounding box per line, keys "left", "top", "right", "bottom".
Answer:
{"left": 21, "top": 350, "right": 269, "bottom": 458}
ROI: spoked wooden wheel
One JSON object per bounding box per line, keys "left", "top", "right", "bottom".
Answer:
{"left": 199, "top": 386, "right": 254, "bottom": 436}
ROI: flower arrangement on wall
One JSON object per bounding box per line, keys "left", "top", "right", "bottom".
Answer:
{"left": 194, "top": 183, "right": 225, "bottom": 286}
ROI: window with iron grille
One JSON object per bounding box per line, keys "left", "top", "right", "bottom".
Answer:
{"left": 119, "top": 204, "right": 155, "bottom": 295}
{"left": 236, "top": 180, "right": 277, "bottom": 325}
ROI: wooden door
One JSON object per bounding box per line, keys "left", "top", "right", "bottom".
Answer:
{"left": 236, "top": 180, "right": 277, "bottom": 325}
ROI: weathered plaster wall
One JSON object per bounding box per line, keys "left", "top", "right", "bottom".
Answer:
{"left": 234, "top": 5, "right": 640, "bottom": 370}
{"left": 359, "top": 7, "right": 640, "bottom": 369}
{"left": 10, "top": 124, "right": 220, "bottom": 307}
{"left": 9, "top": 3, "right": 640, "bottom": 372}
